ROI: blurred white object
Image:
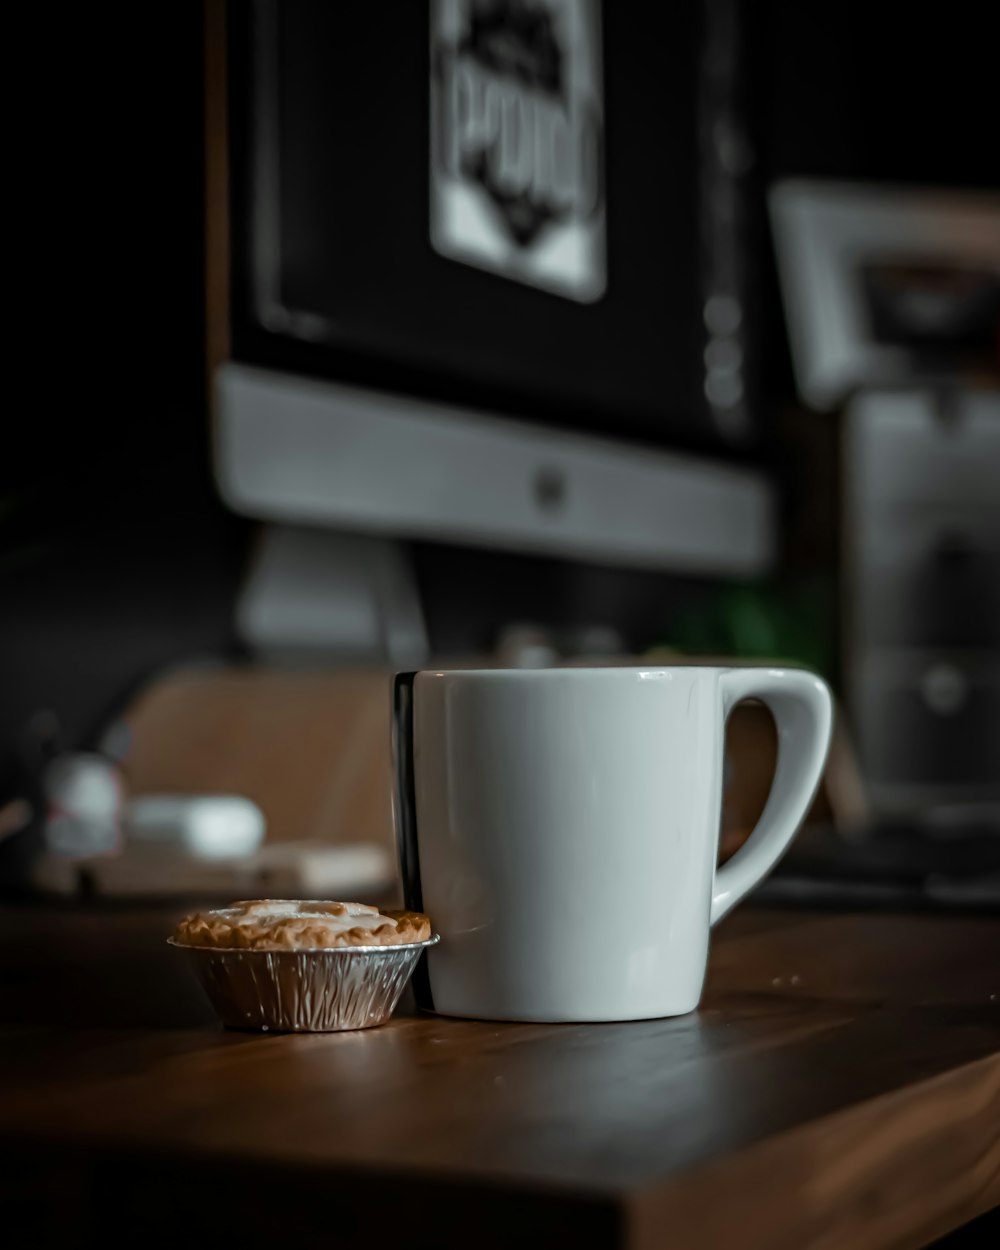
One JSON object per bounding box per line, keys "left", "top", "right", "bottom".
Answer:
{"left": 44, "top": 753, "right": 122, "bottom": 857}
{"left": 496, "top": 625, "right": 560, "bottom": 669}
{"left": 125, "top": 795, "right": 266, "bottom": 860}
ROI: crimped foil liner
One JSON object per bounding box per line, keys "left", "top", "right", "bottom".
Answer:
{"left": 169, "top": 935, "right": 439, "bottom": 1032}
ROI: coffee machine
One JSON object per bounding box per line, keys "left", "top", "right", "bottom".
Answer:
{"left": 769, "top": 181, "right": 1000, "bottom": 904}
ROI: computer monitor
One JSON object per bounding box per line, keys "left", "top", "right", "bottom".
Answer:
{"left": 207, "top": 0, "right": 774, "bottom": 658}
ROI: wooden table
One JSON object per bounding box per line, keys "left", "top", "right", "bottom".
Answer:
{"left": 0, "top": 904, "right": 997, "bottom": 1248}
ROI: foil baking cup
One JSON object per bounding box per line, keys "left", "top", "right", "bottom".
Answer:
{"left": 169, "top": 935, "right": 439, "bottom": 1032}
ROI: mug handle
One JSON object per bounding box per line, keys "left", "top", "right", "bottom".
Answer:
{"left": 711, "top": 668, "right": 833, "bottom": 926}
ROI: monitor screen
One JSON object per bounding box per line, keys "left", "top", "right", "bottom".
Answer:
{"left": 226, "top": 0, "right": 754, "bottom": 451}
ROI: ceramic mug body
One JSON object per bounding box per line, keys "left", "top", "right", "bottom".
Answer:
{"left": 394, "top": 666, "right": 831, "bottom": 1022}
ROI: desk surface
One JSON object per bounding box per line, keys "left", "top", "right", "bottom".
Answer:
{"left": 0, "top": 904, "right": 997, "bottom": 1248}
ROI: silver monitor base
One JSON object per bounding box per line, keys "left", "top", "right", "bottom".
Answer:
{"left": 237, "top": 525, "right": 429, "bottom": 666}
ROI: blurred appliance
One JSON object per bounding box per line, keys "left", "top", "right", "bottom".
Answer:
{"left": 771, "top": 181, "right": 1000, "bottom": 823}
{"left": 845, "top": 391, "right": 1000, "bottom": 816}
{"left": 207, "top": 0, "right": 772, "bottom": 660}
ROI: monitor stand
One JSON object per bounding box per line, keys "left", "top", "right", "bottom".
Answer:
{"left": 236, "top": 525, "right": 429, "bottom": 666}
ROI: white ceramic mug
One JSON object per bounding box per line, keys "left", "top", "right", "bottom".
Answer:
{"left": 394, "top": 666, "right": 832, "bottom": 1022}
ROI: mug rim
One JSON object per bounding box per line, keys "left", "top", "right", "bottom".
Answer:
{"left": 403, "top": 664, "right": 809, "bottom": 678}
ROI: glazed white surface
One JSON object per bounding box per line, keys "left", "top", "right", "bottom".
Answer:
{"left": 411, "top": 667, "right": 831, "bottom": 1022}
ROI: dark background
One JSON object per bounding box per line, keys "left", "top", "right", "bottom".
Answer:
{"left": 3, "top": 0, "right": 997, "bottom": 779}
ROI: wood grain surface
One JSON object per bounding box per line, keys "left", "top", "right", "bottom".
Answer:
{"left": 0, "top": 905, "right": 996, "bottom": 1248}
